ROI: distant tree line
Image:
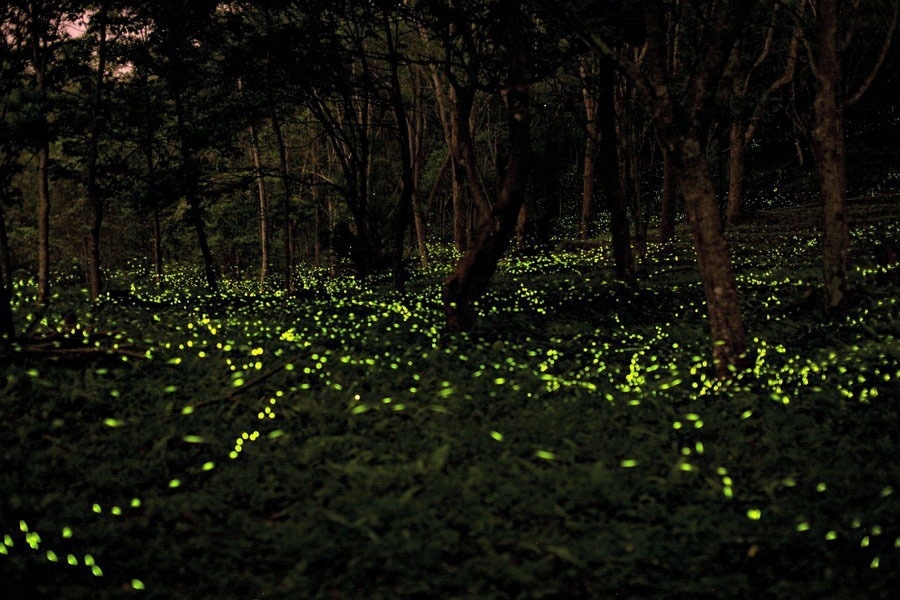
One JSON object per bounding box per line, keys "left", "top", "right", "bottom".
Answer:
{"left": 1, "top": 0, "right": 897, "bottom": 375}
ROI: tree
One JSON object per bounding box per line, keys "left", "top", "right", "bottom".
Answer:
{"left": 580, "top": 54, "right": 634, "bottom": 280}
{"left": 139, "top": 0, "right": 226, "bottom": 292}
{"left": 795, "top": 0, "right": 899, "bottom": 310}
{"left": 81, "top": 3, "right": 112, "bottom": 301}
{"left": 434, "top": 0, "right": 533, "bottom": 332}
{"left": 0, "top": 9, "right": 25, "bottom": 349}
{"left": 5, "top": 2, "right": 74, "bottom": 305}
{"left": 379, "top": 2, "right": 418, "bottom": 291}
{"left": 581, "top": 0, "right": 754, "bottom": 376}
{"left": 724, "top": 4, "right": 799, "bottom": 226}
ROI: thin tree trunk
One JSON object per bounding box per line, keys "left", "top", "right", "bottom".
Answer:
{"left": 151, "top": 200, "right": 162, "bottom": 286}
{"left": 36, "top": 126, "right": 50, "bottom": 306}
{"left": 410, "top": 66, "right": 429, "bottom": 269}
{"left": 413, "top": 210, "right": 428, "bottom": 268}
{"left": 579, "top": 58, "right": 599, "bottom": 240}
{"left": 0, "top": 205, "right": 12, "bottom": 290}
{"left": 0, "top": 205, "right": 13, "bottom": 349}
{"left": 431, "top": 65, "right": 474, "bottom": 254}
{"left": 725, "top": 121, "right": 746, "bottom": 226}
{"left": 622, "top": 103, "right": 647, "bottom": 274}
{"left": 143, "top": 140, "right": 164, "bottom": 287}
{"left": 29, "top": 8, "right": 51, "bottom": 307}
{"left": 174, "top": 92, "right": 217, "bottom": 292}
{"left": 248, "top": 121, "right": 269, "bottom": 292}
{"left": 384, "top": 13, "right": 413, "bottom": 292}
{"left": 660, "top": 145, "right": 676, "bottom": 242}
{"left": 598, "top": 60, "right": 634, "bottom": 281}
{"left": 581, "top": 134, "right": 597, "bottom": 239}
{"left": 268, "top": 104, "right": 293, "bottom": 293}
{"left": 726, "top": 15, "right": 800, "bottom": 227}
{"left": 580, "top": 132, "right": 597, "bottom": 240}
{"left": 86, "top": 5, "right": 109, "bottom": 302}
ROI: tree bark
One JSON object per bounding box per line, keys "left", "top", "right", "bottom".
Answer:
{"left": 0, "top": 206, "right": 13, "bottom": 351}
{"left": 36, "top": 127, "right": 51, "bottom": 306}
{"left": 584, "top": 0, "right": 752, "bottom": 375}
{"left": 444, "top": 5, "right": 530, "bottom": 332}
{"left": 248, "top": 121, "right": 269, "bottom": 292}
{"left": 268, "top": 100, "right": 293, "bottom": 293}
{"left": 660, "top": 145, "right": 677, "bottom": 243}
{"left": 384, "top": 12, "right": 414, "bottom": 292}
{"left": 579, "top": 59, "right": 599, "bottom": 240}
{"left": 674, "top": 138, "right": 748, "bottom": 373}
{"left": 725, "top": 14, "right": 801, "bottom": 227}
{"left": 173, "top": 89, "right": 218, "bottom": 293}
{"left": 809, "top": 0, "right": 848, "bottom": 310}
{"left": 597, "top": 59, "right": 634, "bottom": 281}
{"left": 86, "top": 5, "right": 109, "bottom": 302}
{"left": 725, "top": 121, "right": 746, "bottom": 226}
{"left": 31, "top": 6, "right": 51, "bottom": 307}
{"left": 410, "top": 66, "right": 429, "bottom": 268}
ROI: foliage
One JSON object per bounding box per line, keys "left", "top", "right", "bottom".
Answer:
{"left": 1, "top": 200, "right": 899, "bottom": 599}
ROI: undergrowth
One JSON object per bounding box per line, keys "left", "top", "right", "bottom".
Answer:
{"left": 1, "top": 200, "right": 898, "bottom": 599}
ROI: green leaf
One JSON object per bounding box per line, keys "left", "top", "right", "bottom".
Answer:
{"left": 430, "top": 443, "right": 451, "bottom": 470}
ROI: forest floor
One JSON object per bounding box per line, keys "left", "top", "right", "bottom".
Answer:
{"left": 1, "top": 197, "right": 899, "bottom": 599}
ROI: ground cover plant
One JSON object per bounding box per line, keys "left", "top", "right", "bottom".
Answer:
{"left": 1, "top": 199, "right": 899, "bottom": 599}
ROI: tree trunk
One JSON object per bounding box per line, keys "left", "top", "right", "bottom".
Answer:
{"left": 414, "top": 210, "right": 429, "bottom": 268}
{"left": 0, "top": 206, "right": 14, "bottom": 350}
{"left": 86, "top": 8, "right": 109, "bottom": 302}
{"left": 724, "top": 121, "right": 746, "bottom": 226}
{"left": 810, "top": 0, "right": 849, "bottom": 311}
{"left": 186, "top": 188, "right": 218, "bottom": 292}
{"left": 580, "top": 131, "right": 597, "bottom": 240}
{"left": 248, "top": 121, "right": 269, "bottom": 292}
{"left": 268, "top": 104, "right": 293, "bottom": 293}
{"left": 143, "top": 141, "right": 164, "bottom": 287}
{"left": 579, "top": 59, "right": 599, "bottom": 240}
{"left": 385, "top": 13, "right": 413, "bottom": 293}
{"left": 674, "top": 138, "right": 748, "bottom": 376}
{"left": 36, "top": 126, "right": 51, "bottom": 306}
{"left": 29, "top": 9, "right": 51, "bottom": 307}
{"left": 444, "top": 7, "right": 530, "bottom": 332}
{"left": 624, "top": 112, "right": 647, "bottom": 274}
{"left": 86, "top": 196, "right": 103, "bottom": 301}
{"left": 0, "top": 205, "right": 12, "bottom": 290}
{"left": 598, "top": 60, "right": 634, "bottom": 281}
{"left": 151, "top": 200, "right": 163, "bottom": 286}
{"left": 175, "top": 113, "right": 217, "bottom": 292}
{"left": 660, "top": 145, "right": 676, "bottom": 243}
{"left": 410, "top": 67, "right": 429, "bottom": 269}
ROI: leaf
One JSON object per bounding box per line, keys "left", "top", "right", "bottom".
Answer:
{"left": 546, "top": 545, "right": 581, "bottom": 565}
{"left": 429, "top": 443, "right": 451, "bottom": 470}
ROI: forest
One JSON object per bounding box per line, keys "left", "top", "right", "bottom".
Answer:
{"left": 1, "top": 0, "right": 899, "bottom": 598}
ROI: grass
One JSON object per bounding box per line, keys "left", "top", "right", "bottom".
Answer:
{"left": 1, "top": 198, "right": 898, "bottom": 599}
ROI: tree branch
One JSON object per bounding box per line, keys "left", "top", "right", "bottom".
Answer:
{"left": 846, "top": 0, "right": 899, "bottom": 106}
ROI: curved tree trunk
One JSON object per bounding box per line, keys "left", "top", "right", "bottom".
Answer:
{"left": 674, "top": 138, "right": 748, "bottom": 375}
{"left": 444, "top": 6, "right": 530, "bottom": 332}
